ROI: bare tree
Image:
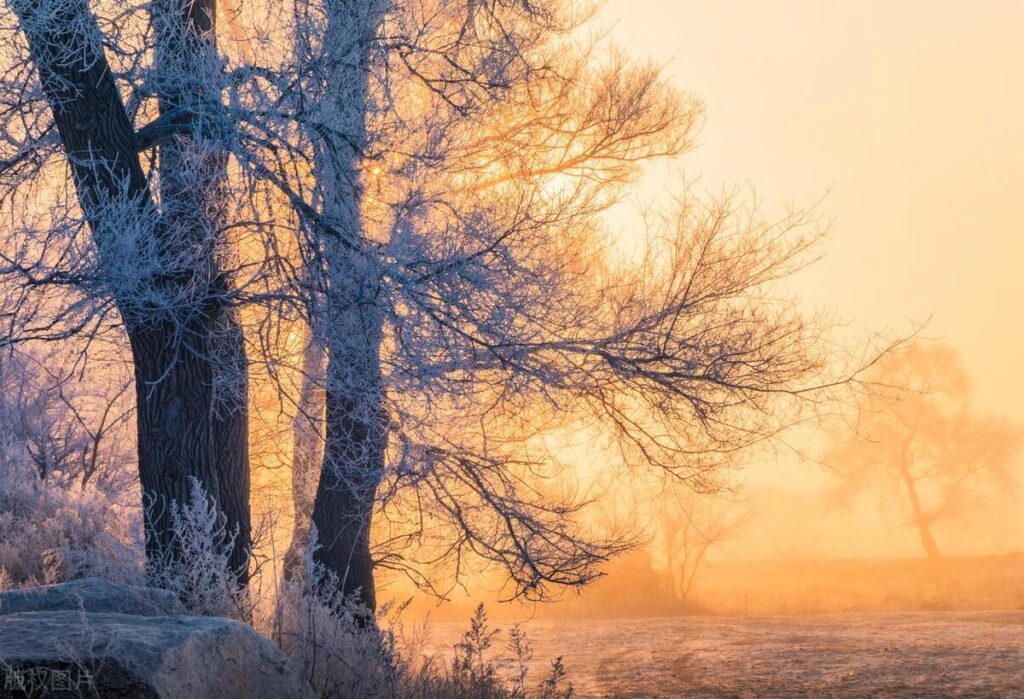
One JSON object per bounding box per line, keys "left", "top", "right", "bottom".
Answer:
{"left": 823, "top": 341, "right": 1019, "bottom": 560}
{"left": 1, "top": 0, "right": 252, "bottom": 580}
{"left": 227, "top": 0, "right": 875, "bottom": 610}
{"left": 653, "top": 484, "right": 749, "bottom": 604}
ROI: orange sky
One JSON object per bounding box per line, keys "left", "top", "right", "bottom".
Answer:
{"left": 603, "top": 1, "right": 1024, "bottom": 557}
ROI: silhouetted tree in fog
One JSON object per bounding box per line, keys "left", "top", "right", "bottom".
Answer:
{"left": 653, "top": 484, "right": 749, "bottom": 604}
{"left": 824, "top": 341, "right": 1019, "bottom": 560}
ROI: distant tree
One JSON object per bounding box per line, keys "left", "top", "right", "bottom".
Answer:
{"left": 823, "top": 342, "right": 1019, "bottom": 560}
{"left": 653, "top": 485, "right": 749, "bottom": 604}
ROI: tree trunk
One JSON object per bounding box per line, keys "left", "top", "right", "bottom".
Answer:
{"left": 283, "top": 331, "right": 325, "bottom": 580}
{"left": 150, "top": 0, "right": 251, "bottom": 581}
{"left": 899, "top": 462, "right": 941, "bottom": 560}
{"left": 209, "top": 304, "right": 251, "bottom": 581}
{"left": 305, "top": 0, "right": 388, "bottom": 611}
{"left": 130, "top": 313, "right": 247, "bottom": 579}
{"left": 310, "top": 383, "right": 385, "bottom": 609}
{"left": 309, "top": 252, "right": 386, "bottom": 610}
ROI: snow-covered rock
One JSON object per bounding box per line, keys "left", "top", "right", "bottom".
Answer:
{"left": 0, "top": 580, "right": 315, "bottom": 698}
{"left": 0, "top": 577, "right": 186, "bottom": 617}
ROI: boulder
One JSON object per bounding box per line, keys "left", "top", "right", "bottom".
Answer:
{"left": 0, "top": 611, "right": 315, "bottom": 698}
{"left": 0, "top": 577, "right": 186, "bottom": 617}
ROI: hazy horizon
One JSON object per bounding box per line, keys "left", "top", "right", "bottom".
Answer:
{"left": 595, "top": 0, "right": 1024, "bottom": 565}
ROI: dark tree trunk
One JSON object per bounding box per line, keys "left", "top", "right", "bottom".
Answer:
{"left": 12, "top": 0, "right": 251, "bottom": 581}
{"left": 150, "top": 0, "right": 251, "bottom": 582}
{"left": 310, "top": 371, "right": 385, "bottom": 610}
{"left": 307, "top": 243, "right": 387, "bottom": 610}
{"left": 130, "top": 313, "right": 247, "bottom": 578}
{"left": 130, "top": 276, "right": 251, "bottom": 583}
{"left": 304, "top": 1, "right": 388, "bottom": 611}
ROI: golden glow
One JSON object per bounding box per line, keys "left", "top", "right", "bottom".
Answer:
{"left": 596, "top": 0, "right": 1024, "bottom": 563}
{"left": 232, "top": 0, "right": 1024, "bottom": 612}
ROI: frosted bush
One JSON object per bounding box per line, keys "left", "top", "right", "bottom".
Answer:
{"left": 270, "top": 531, "right": 403, "bottom": 697}
{"left": 0, "top": 437, "right": 141, "bottom": 589}
{"left": 0, "top": 347, "right": 141, "bottom": 589}
{"left": 145, "top": 478, "right": 250, "bottom": 618}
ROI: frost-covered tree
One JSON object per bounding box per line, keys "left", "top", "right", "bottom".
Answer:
{"left": 227, "top": 0, "right": 876, "bottom": 609}
{"left": 0, "top": 0, "right": 252, "bottom": 581}
{"left": 824, "top": 341, "right": 1019, "bottom": 560}
{"left": 0, "top": 0, "right": 885, "bottom": 614}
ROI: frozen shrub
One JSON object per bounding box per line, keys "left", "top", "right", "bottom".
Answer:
{"left": 270, "top": 531, "right": 403, "bottom": 697}
{"left": 507, "top": 623, "right": 532, "bottom": 698}
{"left": 146, "top": 478, "right": 250, "bottom": 618}
{"left": 0, "top": 347, "right": 140, "bottom": 589}
{"left": 0, "top": 427, "right": 140, "bottom": 589}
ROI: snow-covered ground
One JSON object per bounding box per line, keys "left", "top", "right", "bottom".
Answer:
{"left": 425, "top": 610, "right": 1024, "bottom": 697}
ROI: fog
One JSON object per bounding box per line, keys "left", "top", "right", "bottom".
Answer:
{"left": 442, "top": 0, "right": 1024, "bottom": 621}
{"left": 2, "top": 0, "right": 1022, "bottom": 695}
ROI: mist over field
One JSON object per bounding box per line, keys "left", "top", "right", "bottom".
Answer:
{"left": 0, "top": 0, "right": 1021, "bottom": 697}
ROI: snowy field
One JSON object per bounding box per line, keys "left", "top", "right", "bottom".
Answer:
{"left": 425, "top": 610, "right": 1024, "bottom": 697}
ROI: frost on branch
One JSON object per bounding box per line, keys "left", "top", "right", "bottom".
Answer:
{"left": 223, "top": 0, "right": 881, "bottom": 602}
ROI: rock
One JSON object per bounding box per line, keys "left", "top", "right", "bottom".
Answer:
{"left": 0, "top": 611, "right": 315, "bottom": 698}
{"left": 0, "top": 578, "right": 186, "bottom": 617}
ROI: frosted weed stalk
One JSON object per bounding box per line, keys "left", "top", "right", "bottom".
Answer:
{"left": 402, "top": 604, "right": 575, "bottom": 699}
{"left": 145, "top": 478, "right": 250, "bottom": 619}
